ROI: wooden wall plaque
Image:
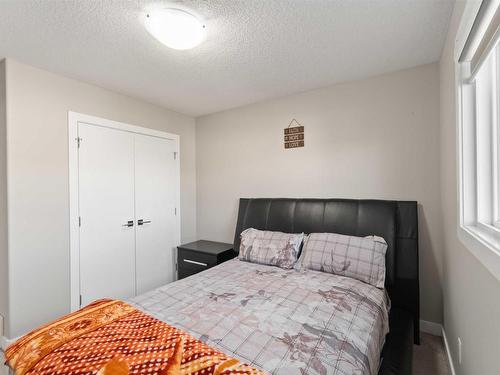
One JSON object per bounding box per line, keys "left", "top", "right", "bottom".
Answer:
{"left": 284, "top": 119, "right": 304, "bottom": 149}
{"left": 284, "top": 126, "right": 304, "bottom": 135}
{"left": 285, "top": 140, "right": 305, "bottom": 149}
{"left": 284, "top": 133, "right": 304, "bottom": 142}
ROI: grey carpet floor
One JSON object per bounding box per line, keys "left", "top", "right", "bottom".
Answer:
{"left": 413, "top": 332, "right": 452, "bottom": 375}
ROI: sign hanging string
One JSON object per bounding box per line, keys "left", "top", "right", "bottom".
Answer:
{"left": 287, "top": 118, "right": 302, "bottom": 128}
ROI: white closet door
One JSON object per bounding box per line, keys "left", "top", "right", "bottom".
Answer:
{"left": 78, "top": 123, "right": 136, "bottom": 306}
{"left": 135, "top": 134, "right": 177, "bottom": 294}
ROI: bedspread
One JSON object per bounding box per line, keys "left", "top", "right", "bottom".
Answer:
{"left": 130, "top": 259, "right": 390, "bottom": 375}
{"left": 5, "top": 299, "right": 265, "bottom": 375}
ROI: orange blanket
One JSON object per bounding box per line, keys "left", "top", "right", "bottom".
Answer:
{"left": 5, "top": 299, "right": 266, "bottom": 375}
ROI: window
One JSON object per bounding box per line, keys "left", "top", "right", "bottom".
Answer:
{"left": 463, "top": 42, "right": 500, "bottom": 232}
{"left": 458, "top": 0, "right": 500, "bottom": 269}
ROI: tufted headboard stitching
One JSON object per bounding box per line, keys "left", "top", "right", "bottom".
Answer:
{"left": 233, "top": 198, "right": 420, "bottom": 343}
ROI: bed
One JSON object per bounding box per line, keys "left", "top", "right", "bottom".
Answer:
{"left": 132, "top": 198, "right": 419, "bottom": 375}
{"left": 6, "top": 198, "right": 418, "bottom": 375}
{"left": 130, "top": 259, "right": 389, "bottom": 375}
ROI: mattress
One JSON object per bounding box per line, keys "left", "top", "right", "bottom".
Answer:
{"left": 129, "top": 259, "right": 390, "bottom": 375}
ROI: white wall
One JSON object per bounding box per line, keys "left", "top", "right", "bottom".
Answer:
{"left": 4, "top": 59, "right": 196, "bottom": 338}
{"left": 0, "top": 60, "right": 8, "bottom": 336}
{"left": 196, "top": 63, "right": 443, "bottom": 324}
{"left": 439, "top": 2, "right": 500, "bottom": 374}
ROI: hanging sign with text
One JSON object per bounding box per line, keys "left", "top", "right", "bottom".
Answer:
{"left": 284, "top": 120, "right": 304, "bottom": 149}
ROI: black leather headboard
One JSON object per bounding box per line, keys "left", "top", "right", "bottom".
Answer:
{"left": 233, "top": 198, "right": 420, "bottom": 339}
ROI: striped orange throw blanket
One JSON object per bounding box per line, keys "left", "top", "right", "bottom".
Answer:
{"left": 5, "top": 299, "right": 265, "bottom": 375}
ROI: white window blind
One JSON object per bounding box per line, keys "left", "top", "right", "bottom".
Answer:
{"left": 460, "top": 0, "right": 500, "bottom": 80}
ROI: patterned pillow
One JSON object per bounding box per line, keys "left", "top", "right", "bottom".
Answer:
{"left": 239, "top": 228, "right": 304, "bottom": 269}
{"left": 298, "top": 233, "right": 387, "bottom": 288}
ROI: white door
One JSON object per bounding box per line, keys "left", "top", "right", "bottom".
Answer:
{"left": 78, "top": 123, "right": 136, "bottom": 305}
{"left": 135, "top": 135, "right": 177, "bottom": 294}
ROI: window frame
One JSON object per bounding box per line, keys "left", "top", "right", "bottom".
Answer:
{"left": 494, "top": 46, "right": 500, "bottom": 226}
{"left": 457, "top": 1, "right": 500, "bottom": 281}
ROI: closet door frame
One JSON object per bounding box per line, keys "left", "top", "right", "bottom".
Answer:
{"left": 68, "top": 111, "right": 181, "bottom": 312}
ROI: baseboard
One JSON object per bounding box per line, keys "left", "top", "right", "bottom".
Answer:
{"left": 420, "top": 319, "right": 443, "bottom": 336}
{"left": 442, "top": 327, "right": 457, "bottom": 375}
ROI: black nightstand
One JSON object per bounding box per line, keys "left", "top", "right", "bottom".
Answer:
{"left": 177, "top": 240, "right": 235, "bottom": 279}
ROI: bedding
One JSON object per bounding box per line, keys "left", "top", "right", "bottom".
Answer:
{"left": 130, "top": 259, "right": 390, "bottom": 375}
{"left": 5, "top": 300, "right": 263, "bottom": 375}
{"left": 297, "top": 233, "right": 388, "bottom": 288}
{"left": 238, "top": 228, "right": 304, "bottom": 269}
{"left": 5, "top": 299, "right": 264, "bottom": 375}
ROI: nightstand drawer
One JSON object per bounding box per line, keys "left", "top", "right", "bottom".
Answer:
{"left": 178, "top": 248, "right": 217, "bottom": 267}
{"left": 178, "top": 257, "right": 210, "bottom": 279}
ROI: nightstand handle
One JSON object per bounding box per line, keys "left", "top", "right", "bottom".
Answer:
{"left": 183, "top": 259, "right": 208, "bottom": 267}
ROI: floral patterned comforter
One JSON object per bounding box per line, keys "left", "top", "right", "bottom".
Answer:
{"left": 129, "top": 259, "right": 390, "bottom": 375}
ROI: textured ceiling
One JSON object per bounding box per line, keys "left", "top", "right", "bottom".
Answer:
{"left": 0, "top": 0, "right": 454, "bottom": 116}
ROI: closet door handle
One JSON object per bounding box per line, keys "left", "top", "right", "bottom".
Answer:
{"left": 122, "top": 220, "right": 134, "bottom": 227}
{"left": 137, "top": 219, "right": 152, "bottom": 226}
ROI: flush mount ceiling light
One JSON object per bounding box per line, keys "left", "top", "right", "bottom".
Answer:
{"left": 145, "top": 8, "right": 206, "bottom": 50}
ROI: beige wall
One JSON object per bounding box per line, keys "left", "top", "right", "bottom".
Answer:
{"left": 439, "top": 2, "right": 500, "bottom": 374}
{"left": 0, "top": 60, "right": 8, "bottom": 335}
{"left": 196, "top": 63, "right": 443, "bottom": 323}
{"left": 4, "top": 59, "right": 196, "bottom": 338}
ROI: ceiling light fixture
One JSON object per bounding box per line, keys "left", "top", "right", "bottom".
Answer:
{"left": 144, "top": 8, "right": 206, "bottom": 50}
